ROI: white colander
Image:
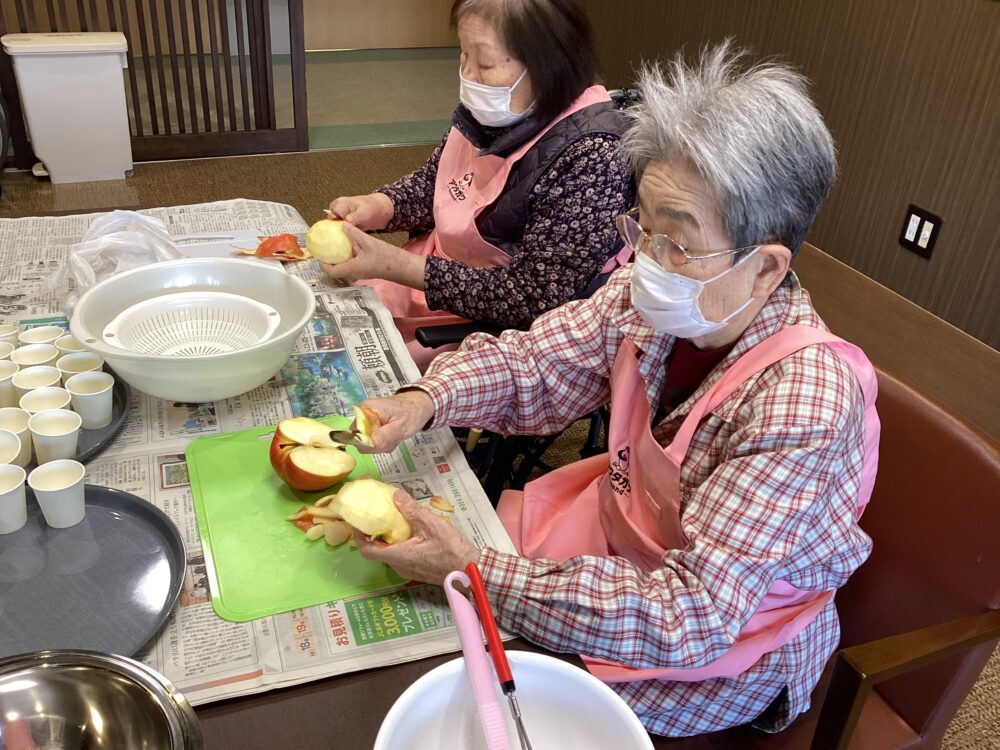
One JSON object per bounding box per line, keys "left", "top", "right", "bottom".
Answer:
{"left": 102, "top": 291, "right": 281, "bottom": 356}
{"left": 70, "top": 257, "right": 315, "bottom": 403}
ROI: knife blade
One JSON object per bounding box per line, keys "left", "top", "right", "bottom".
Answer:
{"left": 329, "top": 429, "right": 366, "bottom": 448}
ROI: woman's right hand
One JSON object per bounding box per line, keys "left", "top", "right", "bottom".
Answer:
{"left": 328, "top": 193, "right": 395, "bottom": 231}
{"left": 355, "top": 391, "right": 436, "bottom": 453}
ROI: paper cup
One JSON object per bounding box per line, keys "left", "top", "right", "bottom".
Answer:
{"left": 0, "top": 325, "right": 19, "bottom": 344}
{"left": 0, "top": 342, "right": 14, "bottom": 361}
{"left": 46, "top": 517, "right": 101, "bottom": 575}
{"left": 11, "top": 343, "right": 59, "bottom": 368}
{"left": 0, "top": 428, "right": 21, "bottom": 466}
{"left": 0, "top": 464, "right": 27, "bottom": 534}
{"left": 12, "top": 365, "right": 62, "bottom": 398}
{"left": 28, "top": 409, "right": 82, "bottom": 464}
{"left": 20, "top": 387, "right": 72, "bottom": 415}
{"left": 55, "top": 334, "right": 85, "bottom": 355}
{"left": 56, "top": 352, "right": 104, "bottom": 385}
{"left": 0, "top": 408, "right": 33, "bottom": 467}
{"left": 28, "top": 459, "right": 86, "bottom": 528}
{"left": 0, "top": 360, "right": 19, "bottom": 408}
{"left": 66, "top": 371, "right": 115, "bottom": 429}
{"left": 18, "top": 325, "right": 65, "bottom": 346}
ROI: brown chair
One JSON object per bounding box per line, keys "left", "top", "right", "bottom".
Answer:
{"left": 651, "top": 367, "right": 1000, "bottom": 749}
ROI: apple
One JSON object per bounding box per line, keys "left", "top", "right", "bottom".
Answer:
{"left": 352, "top": 405, "right": 382, "bottom": 447}
{"left": 329, "top": 478, "right": 412, "bottom": 544}
{"left": 306, "top": 219, "right": 353, "bottom": 264}
{"left": 270, "top": 417, "right": 356, "bottom": 491}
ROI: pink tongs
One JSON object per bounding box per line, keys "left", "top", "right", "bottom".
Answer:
{"left": 445, "top": 565, "right": 534, "bottom": 750}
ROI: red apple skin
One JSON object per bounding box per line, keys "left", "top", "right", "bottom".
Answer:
{"left": 269, "top": 424, "right": 354, "bottom": 492}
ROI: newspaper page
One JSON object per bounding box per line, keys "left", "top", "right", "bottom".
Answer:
{"left": 0, "top": 200, "right": 516, "bottom": 704}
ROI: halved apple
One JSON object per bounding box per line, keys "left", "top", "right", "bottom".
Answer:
{"left": 306, "top": 218, "right": 353, "bottom": 264}
{"left": 270, "top": 417, "right": 356, "bottom": 492}
{"left": 329, "top": 478, "right": 412, "bottom": 544}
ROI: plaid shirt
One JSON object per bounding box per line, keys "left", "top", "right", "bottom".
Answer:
{"left": 415, "top": 268, "right": 871, "bottom": 737}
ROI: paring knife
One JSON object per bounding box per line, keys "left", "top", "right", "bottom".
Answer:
{"left": 466, "top": 562, "right": 535, "bottom": 750}
{"left": 329, "top": 428, "right": 366, "bottom": 448}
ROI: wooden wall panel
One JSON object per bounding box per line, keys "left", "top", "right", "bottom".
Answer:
{"left": 302, "top": 0, "right": 457, "bottom": 50}
{"left": 584, "top": 0, "right": 1000, "bottom": 349}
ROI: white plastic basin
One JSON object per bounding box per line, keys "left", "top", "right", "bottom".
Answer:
{"left": 375, "top": 651, "right": 654, "bottom": 750}
{"left": 70, "top": 258, "right": 315, "bottom": 402}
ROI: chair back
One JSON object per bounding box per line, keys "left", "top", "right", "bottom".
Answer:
{"left": 835, "top": 367, "right": 1000, "bottom": 742}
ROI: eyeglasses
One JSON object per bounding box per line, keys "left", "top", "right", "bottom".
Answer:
{"left": 615, "top": 208, "right": 759, "bottom": 267}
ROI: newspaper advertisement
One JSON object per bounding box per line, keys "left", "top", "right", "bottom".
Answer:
{"left": 0, "top": 200, "right": 516, "bottom": 705}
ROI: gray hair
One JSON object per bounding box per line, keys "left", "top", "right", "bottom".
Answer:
{"left": 621, "top": 41, "right": 837, "bottom": 254}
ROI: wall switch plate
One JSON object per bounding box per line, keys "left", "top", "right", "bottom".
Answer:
{"left": 899, "top": 204, "right": 942, "bottom": 259}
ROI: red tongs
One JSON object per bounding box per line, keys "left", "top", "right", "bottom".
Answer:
{"left": 466, "top": 562, "right": 534, "bottom": 750}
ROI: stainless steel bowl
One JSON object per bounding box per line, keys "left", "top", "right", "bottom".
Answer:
{"left": 0, "top": 650, "right": 203, "bottom": 749}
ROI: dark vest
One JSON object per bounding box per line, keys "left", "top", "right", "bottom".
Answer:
{"left": 450, "top": 101, "right": 631, "bottom": 260}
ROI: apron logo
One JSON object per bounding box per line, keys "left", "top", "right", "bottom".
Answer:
{"left": 447, "top": 171, "right": 474, "bottom": 202}
{"left": 608, "top": 447, "right": 631, "bottom": 495}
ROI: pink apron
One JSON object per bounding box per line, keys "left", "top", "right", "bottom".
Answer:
{"left": 497, "top": 325, "right": 880, "bottom": 682}
{"left": 361, "top": 85, "right": 631, "bottom": 371}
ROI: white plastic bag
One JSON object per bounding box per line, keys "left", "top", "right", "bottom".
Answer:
{"left": 44, "top": 210, "right": 185, "bottom": 317}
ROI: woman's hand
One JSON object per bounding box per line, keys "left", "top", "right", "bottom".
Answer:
{"left": 320, "top": 223, "right": 426, "bottom": 289}
{"left": 328, "top": 193, "right": 394, "bottom": 231}
{"left": 356, "top": 490, "right": 481, "bottom": 586}
{"left": 355, "top": 391, "right": 436, "bottom": 453}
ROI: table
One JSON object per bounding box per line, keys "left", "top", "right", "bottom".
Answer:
{"left": 2, "top": 201, "right": 670, "bottom": 748}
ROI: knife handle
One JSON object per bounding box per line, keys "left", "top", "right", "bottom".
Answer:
{"left": 466, "top": 562, "right": 514, "bottom": 689}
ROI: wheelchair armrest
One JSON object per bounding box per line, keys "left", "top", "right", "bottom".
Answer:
{"left": 414, "top": 322, "right": 504, "bottom": 349}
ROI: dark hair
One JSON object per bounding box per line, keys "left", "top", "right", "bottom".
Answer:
{"left": 451, "top": 0, "right": 600, "bottom": 122}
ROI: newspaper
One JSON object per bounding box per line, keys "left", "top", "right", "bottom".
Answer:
{"left": 0, "top": 199, "right": 516, "bottom": 705}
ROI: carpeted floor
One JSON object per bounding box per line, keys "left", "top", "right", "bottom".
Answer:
{"left": 0, "top": 147, "right": 995, "bottom": 747}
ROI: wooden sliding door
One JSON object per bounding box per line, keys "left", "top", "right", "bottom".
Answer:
{"left": 0, "top": 0, "right": 307, "bottom": 167}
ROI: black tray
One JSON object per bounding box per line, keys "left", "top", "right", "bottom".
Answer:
{"left": 0, "top": 484, "right": 186, "bottom": 658}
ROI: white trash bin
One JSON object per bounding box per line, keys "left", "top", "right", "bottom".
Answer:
{"left": 1, "top": 32, "right": 133, "bottom": 184}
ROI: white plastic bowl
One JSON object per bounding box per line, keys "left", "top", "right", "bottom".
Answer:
{"left": 70, "top": 258, "right": 315, "bottom": 402}
{"left": 375, "top": 651, "right": 654, "bottom": 750}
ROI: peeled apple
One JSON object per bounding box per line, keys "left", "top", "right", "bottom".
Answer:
{"left": 352, "top": 405, "right": 381, "bottom": 447}
{"left": 330, "top": 478, "right": 412, "bottom": 544}
{"left": 306, "top": 219, "right": 353, "bottom": 264}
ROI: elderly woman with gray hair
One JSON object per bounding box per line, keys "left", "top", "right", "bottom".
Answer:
{"left": 349, "top": 42, "right": 880, "bottom": 737}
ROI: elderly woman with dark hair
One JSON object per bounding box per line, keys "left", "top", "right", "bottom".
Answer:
{"left": 347, "top": 42, "right": 882, "bottom": 738}
{"left": 323, "top": 0, "right": 634, "bottom": 370}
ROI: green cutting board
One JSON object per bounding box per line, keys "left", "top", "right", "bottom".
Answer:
{"left": 186, "top": 415, "right": 405, "bottom": 622}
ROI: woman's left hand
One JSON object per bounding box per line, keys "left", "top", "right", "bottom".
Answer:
{"left": 320, "top": 222, "right": 425, "bottom": 289}
{"left": 356, "top": 491, "right": 481, "bottom": 586}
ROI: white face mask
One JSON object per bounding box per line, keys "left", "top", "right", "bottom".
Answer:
{"left": 630, "top": 248, "right": 760, "bottom": 338}
{"left": 459, "top": 67, "right": 534, "bottom": 127}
